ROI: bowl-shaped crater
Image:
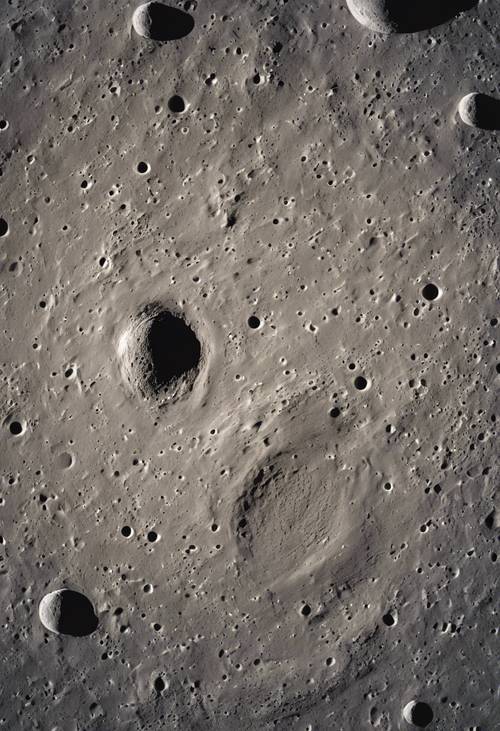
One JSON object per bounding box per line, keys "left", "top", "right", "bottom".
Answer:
{"left": 118, "top": 303, "right": 203, "bottom": 405}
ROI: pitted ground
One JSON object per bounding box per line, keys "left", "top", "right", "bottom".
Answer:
{"left": 0, "top": 1, "right": 498, "bottom": 729}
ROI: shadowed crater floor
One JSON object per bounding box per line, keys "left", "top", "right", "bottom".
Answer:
{"left": 118, "top": 304, "right": 202, "bottom": 404}
{"left": 132, "top": 2, "right": 194, "bottom": 42}
{"left": 458, "top": 92, "right": 500, "bottom": 130}
{"left": 346, "top": 0, "right": 478, "bottom": 33}
{"left": 39, "top": 589, "right": 98, "bottom": 637}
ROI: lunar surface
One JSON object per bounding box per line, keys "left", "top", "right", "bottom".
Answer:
{"left": 0, "top": 1, "right": 498, "bottom": 729}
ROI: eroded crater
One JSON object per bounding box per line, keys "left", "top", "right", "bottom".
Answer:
{"left": 232, "top": 453, "right": 351, "bottom": 587}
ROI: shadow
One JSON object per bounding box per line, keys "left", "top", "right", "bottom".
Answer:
{"left": 462, "top": 93, "right": 500, "bottom": 131}
{"left": 145, "top": 3, "right": 194, "bottom": 41}
{"left": 148, "top": 310, "right": 201, "bottom": 390}
{"left": 385, "top": 0, "right": 478, "bottom": 33}
{"left": 59, "top": 590, "right": 98, "bottom": 637}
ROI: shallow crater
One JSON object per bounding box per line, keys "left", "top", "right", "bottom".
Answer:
{"left": 232, "top": 452, "right": 351, "bottom": 587}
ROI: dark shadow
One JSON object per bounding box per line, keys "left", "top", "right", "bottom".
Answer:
{"left": 383, "top": 0, "right": 478, "bottom": 33}
{"left": 145, "top": 3, "right": 194, "bottom": 41}
{"left": 168, "top": 94, "right": 186, "bottom": 113}
{"left": 464, "top": 93, "right": 500, "bottom": 131}
{"left": 59, "top": 590, "right": 98, "bottom": 637}
{"left": 407, "top": 702, "right": 434, "bottom": 728}
{"left": 147, "top": 311, "right": 201, "bottom": 390}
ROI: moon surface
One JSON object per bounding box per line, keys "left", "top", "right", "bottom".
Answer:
{"left": 0, "top": 0, "right": 498, "bottom": 728}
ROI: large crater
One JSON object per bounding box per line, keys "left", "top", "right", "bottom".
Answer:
{"left": 346, "top": 0, "right": 478, "bottom": 34}
{"left": 232, "top": 453, "right": 353, "bottom": 588}
{"left": 39, "top": 588, "right": 98, "bottom": 637}
{"left": 118, "top": 303, "right": 202, "bottom": 405}
{"left": 132, "top": 2, "right": 194, "bottom": 42}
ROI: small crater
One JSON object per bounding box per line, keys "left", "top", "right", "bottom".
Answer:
{"left": 132, "top": 2, "right": 194, "bottom": 42}
{"left": 0, "top": 218, "right": 9, "bottom": 237}
{"left": 382, "top": 611, "right": 397, "bottom": 626}
{"left": 422, "top": 283, "right": 440, "bottom": 301}
{"left": 154, "top": 676, "right": 166, "bottom": 693}
{"left": 248, "top": 315, "right": 261, "bottom": 329}
{"left": 39, "top": 588, "right": 98, "bottom": 637}
{"left": 8, "top": 419, "right": 24, "bottom": 436}
{"left": 57, "top": 452, "right": 73, "bottom": 470}
{"left": 168, "top": 94, "right": 186, "bottom": 113}
{"left": 354, "top": 375, "right": 369, "bottom": 391}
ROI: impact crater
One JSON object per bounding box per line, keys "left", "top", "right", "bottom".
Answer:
{"left": 132, "top": 2, "right": 194, "bottom": 41}
{"left": 458, "top": 92, "right": 500, "bottom": 130}
{"left": 232, "top": 452, "right": 352, "bottom": 587}
{"left": 39, "top": 588, "right": 98, "bottom": 637}
{"left": 118, "top": 303, "right": 202, "bottom": 405}
{"left": 346, "top": 0, "right": 478, "bottom": 34}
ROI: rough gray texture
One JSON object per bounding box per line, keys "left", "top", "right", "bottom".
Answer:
{"left": 0, "top": 0, "right": 498, "bottom": 729}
